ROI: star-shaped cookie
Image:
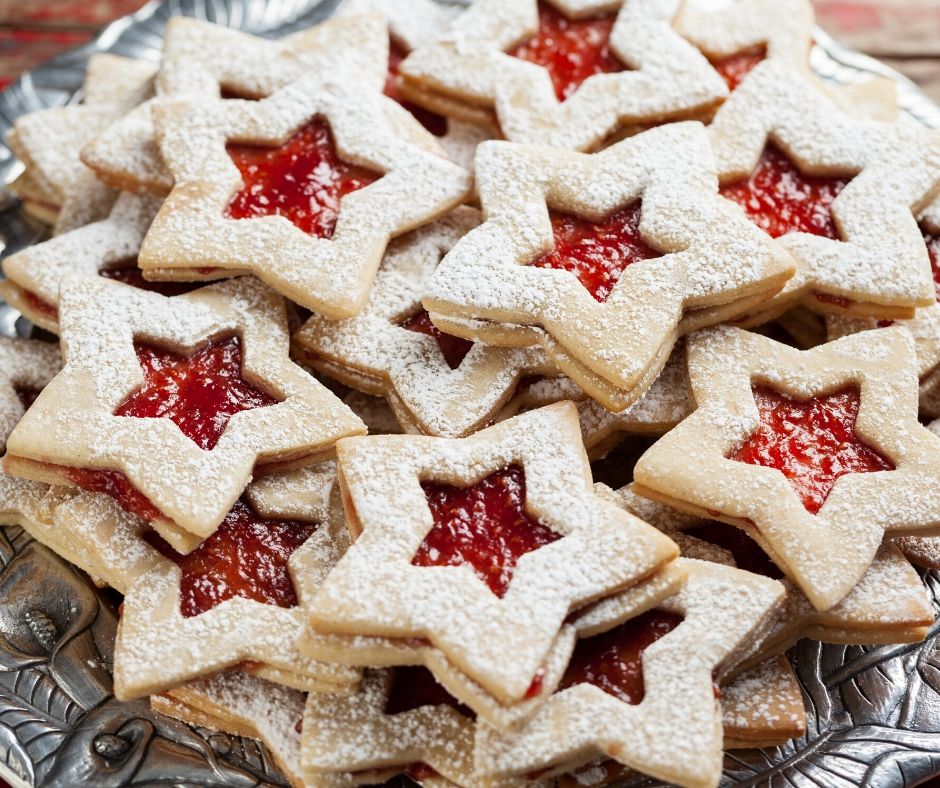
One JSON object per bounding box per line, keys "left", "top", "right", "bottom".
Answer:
{"left": 710, "top": 60, "right": 940, "bottom": 322}
{"left": 4, "top": 275, "right": 365, "bottom": 552}
{"left": 81, "top": 13, "right": 389, "bottom": 194}
{"left": 137, "top": 73, "right": 471, "bottom": 317}
{"left": 423, "top": 122, "right": 793, "bottom": 411}
{"left": 294, "top": 207, "right": 558, "bottom": 437}
{"left": 308, "top": 402, "right": 679, "bottom": 705}
{"left": 399, "top": 0, "right": 727, "bottom": 151}
{"left": 633, "top": 324, "right": 940, "bottom": 610}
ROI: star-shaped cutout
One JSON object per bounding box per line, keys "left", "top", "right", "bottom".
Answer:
{"left": 9, "top": 53, "right": 154, "bottom": 234}
{"left": 137, "top": 73, "right": 471, "bottom": 318}
{"left": 708, "top": 60, "right": 940, "bottom": 322}
{"left": 295, "top": 207, "right": 558, "bottom": 437}
{"left": 4, "top": 275, "right": 365, "bottom": 552}
{"left": 81, "top": 14, "right": 390, "bottom": 195}
{"left": 475, "top": 558, "right": 784, "bottom": 787}
{"left": 610, "top": 483, "right": 934, "bottom": 667}
{"left": 308, "top": 402, "right": 678, "bottom": 704}
{"left": 0, "top": 337, "right": 61, "bottom": 528}
{"left": 633, "top": 324, "right": 940, "bottom": 610}
{"left": 675, "top": 0, "right": 813, "bottom": 92}
{"left": 423, "top": 122, "right": 793, "bottom": 412}
{"left": 0, "top": 193, "right": 174, "bottom": 333}
{"left": 399, "top": 0, "right": 727, "bottom": 151}
{"left": 39, "top": 462, "right": 363, "bottom": 699}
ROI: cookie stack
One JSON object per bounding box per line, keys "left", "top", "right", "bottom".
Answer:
{"left": 2, "top": 0, "right": 940, "bottom": 786}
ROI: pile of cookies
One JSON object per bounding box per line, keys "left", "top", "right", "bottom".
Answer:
{"left": 2, "top": 0, "right": 940, "bottom": 786}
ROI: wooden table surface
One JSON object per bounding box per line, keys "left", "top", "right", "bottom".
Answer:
{"left": 0, "top": 0, "right": 937, "bottom": 100}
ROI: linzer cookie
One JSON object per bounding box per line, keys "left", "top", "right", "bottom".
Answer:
{"left": 0, "top": 337, "right": 61, "bottom": 527}
{"left": 0, "top": 192, "right": 166, "bottom": 333}
{"left": 3, "top": 275, "right": 365, "bottom": 552}
{"left": 423, "top": 122, "right": 793, "bottom": 411}
{"left": 294, "top": 207, "right": 558, "bottom": 437}
{"left": 634, "top": 325, "right": 940, "bottom": 611}
{"left": 398, "top": 0, "right": 727, "bottom": 151}
{"left": 137, "top": 74, "right": 471, "bottom": 317}
{"left": 474, "top": 558, "right": 784, "bottom": 788}
{"left": 710, "top": 60, "right": 940, "bottom": 322}
{"left": 307, "top": 403, "right": 679, "bottom": 706}
{"left": 610, "top": 484, "right": 934, "bottom": 666}
{"left": 81, "top": 14, "right": 389, "bottom": 195}
{"left": 8, "top": 53, "right": 155, "bottom": 234}
{"left": 113, "top": 463, "right": 359, "bottom": 698}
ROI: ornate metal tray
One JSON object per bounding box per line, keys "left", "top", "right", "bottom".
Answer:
{"left": 1, "top": 2, "right": 939, "bottom": 785}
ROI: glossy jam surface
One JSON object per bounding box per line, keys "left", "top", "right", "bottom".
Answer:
{"left": 508, "top": 1, "right": 623, "bottom": 102}
{"left": 559, "top": 610, "right": 683, "bottom": 704}
{"left": 720, "top": 144, "right": 852, "bottom": 240}
{"left": 400, "top": 309, "right": 473, "bottom": 370}
{"left": 531, "top": 203, "right": 659, "bottom": 302}
{"left": 145, "top": 498, "right": 315, "bottom": 617}
{"left": 386, "top": 38, "right": 447, "bottom": 137}
{"left": 99, "top": 259, "right": 202, "bottom": 297}
{"left": 226, "top": 119, "right": 380, "bottom": 237}
{"left": 384, "top": 665, "right": 474, "bottom": 718}
{"left": 690, "top": 521, "right": 784, "bottom": 579}
{"left": 412, "top": 465, "right": 563, "bottom": 598}
{"left": 729, "top": 385, "right": 894, "bottom": 514}
{"left": 709, "top": 47, "right": 765, "bottom": 91}
{"left": 64, "top": 467, "right": 164, "bottom": 522}
{"left": 115, "top": 337, "right": 277, "bottom": 451}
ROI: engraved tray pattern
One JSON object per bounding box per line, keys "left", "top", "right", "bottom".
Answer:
{"left": 0, "top": 2, "right": 939, "bottom": 785}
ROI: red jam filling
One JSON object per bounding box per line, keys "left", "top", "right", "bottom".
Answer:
{"left": 531, "top": 203, "right": 660, "bottom": 302}
{"left": 386, "top": 38, "right": 447, "bottom": 137}
{"left": 405, "top": 764, "right": 440, "bottom": 782}
{"left": 708, "top": 47, "right": 766, "bottom": 91}
{"left": 99, "top": 259, "right": 202, "bottom": 297}
{"left": 508, "top": 0, "right": 624, "bottom": 102}
{"left": 384, "top": 665, "right": 475, "bottom": 718}
{"left": 24, "top": 290, "right": 59, "bottom": 321}
{"left": 689, "top": 521, "right": 784, "bottom": 580}
{"left": 720, "top": 143, "right": 852, "bottom": 240}
{"left": 728, "top": 385, "right": 894, "bottom": 514}
{"left": 400, "top": 309, "right": 473, "bottom": 370}
{"left": 412, "top": 465, "right": 564, "bottom": 598}
{"left": 63, "top": 467, "right": 164, "bottom": 522}
{"left": 115, "top": 336, "right": 277, "bottom": 451}
{"left": 144, "top": 498, "right": 315, "bottom": 617}
{"left": 225, "top": 118, "right": 380, "bottom": 238}
{"left": 558, "top": 610, "right": 683, "bottom": 705}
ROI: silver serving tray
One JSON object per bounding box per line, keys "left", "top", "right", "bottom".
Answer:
{"left": 1, "top": 2, "right": 940, "bottom": 785}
